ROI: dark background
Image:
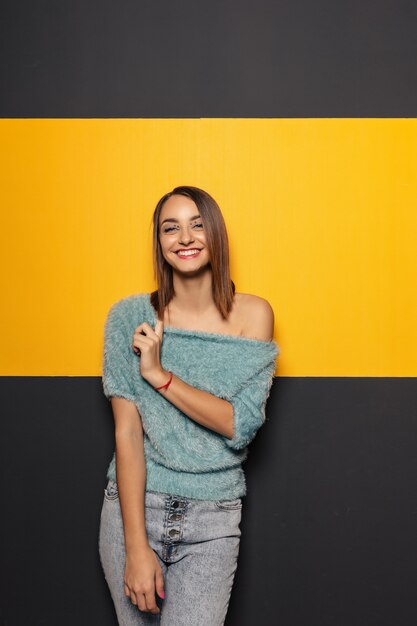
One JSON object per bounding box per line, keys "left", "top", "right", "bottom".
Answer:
{"left": 2, "top": 378, "right": 417, "bottom": 625}
{"left": 1, "top": 1, "right": 417, "bottom": 625}
{"left": 1, "top": 0, "right": 417, "bottom": 117}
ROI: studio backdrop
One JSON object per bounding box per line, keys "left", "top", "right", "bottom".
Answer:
{"left": 1, "top": 2, "right": 416, "bottom": 625}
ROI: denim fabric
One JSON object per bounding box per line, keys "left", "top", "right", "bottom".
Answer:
{"left": 98, "top": 479, "right": 242, "bottom": 626}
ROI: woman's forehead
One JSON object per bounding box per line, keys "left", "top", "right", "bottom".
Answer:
{"left": 159, "top": 195, "right": 200, "bottom": 220}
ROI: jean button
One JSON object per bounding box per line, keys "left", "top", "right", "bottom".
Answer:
{"left": 169, "top": 528, "right": 179, "bottom": 538}
{"left": 172, "top": 500, "right": 179, "bottom": 508}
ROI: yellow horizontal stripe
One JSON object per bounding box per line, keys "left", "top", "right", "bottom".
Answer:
{"left": 0, "top": 119, "right": 416, "bottom": 376}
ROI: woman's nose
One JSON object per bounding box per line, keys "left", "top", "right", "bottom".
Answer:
{"left": 178, "top": 228, "right": 194, "bottom": 245}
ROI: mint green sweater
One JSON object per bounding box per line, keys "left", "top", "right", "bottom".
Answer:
{"left": 102, "top": 293, "right": 279, "bottom": 501}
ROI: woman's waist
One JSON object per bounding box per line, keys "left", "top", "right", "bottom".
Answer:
{"left": 145, "top": 457, "right": 246, "bottom": 501}
{"left": 143, "top": 435, "right": 246, "bottom": 473}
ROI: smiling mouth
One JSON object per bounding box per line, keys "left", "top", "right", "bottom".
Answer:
{"left": 175, "top": 248, "right": 202, "bottom": 258}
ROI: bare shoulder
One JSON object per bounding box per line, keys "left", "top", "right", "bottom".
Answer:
{"left": 234, "top": 292, "right": 275, "bottom": 341}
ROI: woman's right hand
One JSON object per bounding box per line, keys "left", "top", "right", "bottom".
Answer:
{"left": 124, "top": 545, "right": 165, "bottom": 614}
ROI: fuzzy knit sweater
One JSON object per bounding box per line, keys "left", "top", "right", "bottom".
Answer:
{"left": 102, "top": 293, "right": 279, "bottom": 501}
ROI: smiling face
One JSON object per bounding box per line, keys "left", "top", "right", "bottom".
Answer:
{"left": 158, "top": 194, "right": 210, "bottom": 275}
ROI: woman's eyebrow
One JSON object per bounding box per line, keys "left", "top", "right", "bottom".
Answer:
{"left": 161, "top": 214, "right": 201, "bottom": 225}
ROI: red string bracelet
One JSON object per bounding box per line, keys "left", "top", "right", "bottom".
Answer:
{"left": 154, "top": 370, "right": 173, "bottom": 391}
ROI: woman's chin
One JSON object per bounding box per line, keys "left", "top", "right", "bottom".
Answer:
{"left": 172, "top": 262, "right": 211, "bottom": 277}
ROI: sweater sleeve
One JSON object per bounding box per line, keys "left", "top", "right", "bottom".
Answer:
{"left": 223, "top": 365, "right": 275, "bottom": 451}
{"left": 102, "top": 300, "right": 137, "bottom": 403}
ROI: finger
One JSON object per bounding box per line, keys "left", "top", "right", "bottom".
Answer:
{"left": 155, "top": 569, "right": 165, "bottom": 600}
{"left": 134, "top": 322, "right": 157, "bottom": 338}
{"left": 132, "top": 331, "right": 154, "bottom": 354}
{"left": 133, "top": 337, "right": 154, "bottom": 356}
{"left": 154, "top": 319, "right": 164, "bottom": 340}
{"left": 124, "top": 583, "right": 130, "bottom": 597}
{"left": 144, "top": 589, "right": 160, "bottom": 614}
{"left": 130, "top": 590, "right": 138, "bottom": 606}
{"left": 133, "top": 333, "right": 153, "bottom": 347}
{"left": 137, "top": 593, "right": 148, "bottom": 612}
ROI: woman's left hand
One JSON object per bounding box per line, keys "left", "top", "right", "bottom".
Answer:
{"left": 133, "top": 320, "right": 166, "bottom": 385}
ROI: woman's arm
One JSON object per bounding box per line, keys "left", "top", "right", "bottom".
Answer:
{"left": 134, "top": 298, "right": 274, "bottom": 440}
{"left": 113, "top": 397, "right": 148, "bottom": 552}
{"left": 152, "top": 373, "right": 235, "bottom": 438}
{"left": 111, "top": 397, "right": 165, "bottom": 614}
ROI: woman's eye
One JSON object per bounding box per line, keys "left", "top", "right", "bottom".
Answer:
{"left": 162, "top": 222, "right": 203, "bottom": 233}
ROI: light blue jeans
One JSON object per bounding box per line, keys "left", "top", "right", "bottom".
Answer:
{"left": 98, "top": 479, "right": 242, "bottom": 626}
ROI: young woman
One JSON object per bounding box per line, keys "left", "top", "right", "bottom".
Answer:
{"left": 99, "top": 185, "right": 279, "bottom": 625}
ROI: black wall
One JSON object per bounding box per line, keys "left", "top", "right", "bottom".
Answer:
{"left": 1, "top": 0, "right": 417, "bottom": 117}
{"left": 2, "top": 377, "right": 417, "bottom": 625}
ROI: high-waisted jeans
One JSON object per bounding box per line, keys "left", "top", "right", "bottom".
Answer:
{"left": 98, "top": 479, "right": 242, "bottom": 626}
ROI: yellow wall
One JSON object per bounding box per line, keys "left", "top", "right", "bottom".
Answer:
{"left": 1, "top": 119, "right": 416, "bottom": 376}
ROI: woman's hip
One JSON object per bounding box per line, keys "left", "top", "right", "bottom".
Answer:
{"left": 99, "top": 480, "right": 242, "bottom": 552}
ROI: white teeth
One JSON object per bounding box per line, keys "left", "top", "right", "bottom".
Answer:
{"left": 177, "top": 249, "right": 200, "bottom": 256}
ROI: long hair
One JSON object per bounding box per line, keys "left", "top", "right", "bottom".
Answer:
{"left": 150, "top": 185, "right": 235, "bottom": 320}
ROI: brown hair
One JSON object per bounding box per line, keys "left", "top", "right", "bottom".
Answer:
{"left": 149, "top": 185, "right": 235, "bottom": 320}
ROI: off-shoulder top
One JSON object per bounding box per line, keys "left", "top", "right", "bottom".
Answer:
{"left": 102, "top": 293, "right": 280, "bottom": 500}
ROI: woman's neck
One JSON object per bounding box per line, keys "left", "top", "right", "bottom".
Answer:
{"left": 171, "top": 268, "right": 216, "bottom": 316}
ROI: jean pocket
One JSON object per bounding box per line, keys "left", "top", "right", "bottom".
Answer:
{"left": 104, "top": 479, "right": 119, "bottom": 501}
{"left": 215, "top": 498, "right": 242, "bottom": 511}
